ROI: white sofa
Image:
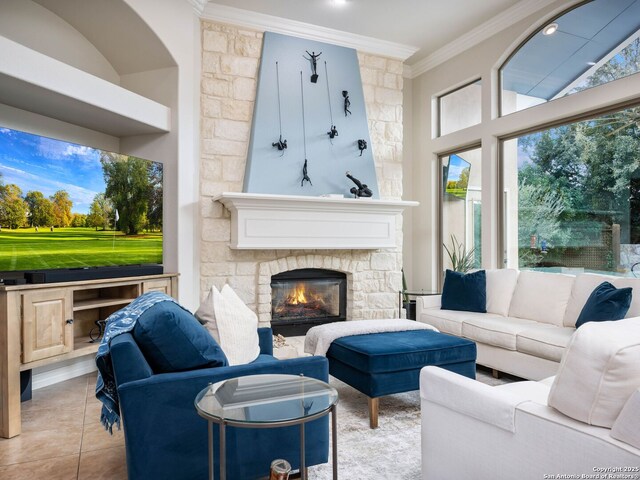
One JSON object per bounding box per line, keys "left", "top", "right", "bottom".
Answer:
{"left": 420, "top": 318, "right": 640, "bottom": 479}
{"left": 416, "top": 269, "right": 640, "bottom": 380}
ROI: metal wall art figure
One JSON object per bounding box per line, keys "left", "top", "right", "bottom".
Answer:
{"left": 346, "top": 171, "right": 373, "bottom": 198}
{"left": 357, "top": 139, "right": 367, "bottom": 156}
{"left": 305, "top": 50, "right": 322, "bottom": 83}
{"left": 300, "top": 71, "right": 312, "bottom": 186}
{"left": 324, "top": 61, "right": 338, "bottom": 141}
{"left": 271, "top": 61, "right": 288, "bottom": 154}
{"left": 342, "top": 90, "right": 351, "bottom": 116}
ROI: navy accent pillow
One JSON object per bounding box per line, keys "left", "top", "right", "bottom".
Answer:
{"left": 441, "top": 269, "right": 487, "bottom": 313}
{"left": 132, "top": 300, "right": 228, "bottom": 372}
{"left": 575, "top": 281, "right": 632, "bottom": 328}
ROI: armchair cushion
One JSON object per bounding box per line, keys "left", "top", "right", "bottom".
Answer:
{"left": 132, "top": 300, "right": 228, "bottom": 373}
{"left": 575, "top": 281, "right": 631, "bottom": 328}
{"left": 611, "top": 388, "right": 640, "bottom": 449}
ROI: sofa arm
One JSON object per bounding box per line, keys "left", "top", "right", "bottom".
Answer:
{"left": 420, "top": 366, "right": 528, "bottom": 432}
{"left": 416, "top": 295, "right": 441, "bottom": 313}
{"left": 110, "top": 333, "right": 153, "bottom": 386}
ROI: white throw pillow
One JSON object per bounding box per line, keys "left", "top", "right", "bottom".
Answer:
{"left": 212, "top": 284, "right": 261, "bottom": 366}
{"left": 612, "top": 277, "right": 640, "bottom": 318}
{"left": 548, "top": 318, "right": 640, "bottom": 428}
{"left": 508, "top": 271, "right": 574, "bottom": 326}
{"left": 194, "top": 285, "right": 221, "bottom": 343}
{"left": 485, "top": 269, "right": 519, "bottom": 317}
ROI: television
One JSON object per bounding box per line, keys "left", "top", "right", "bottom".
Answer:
{"left": 0, "top": 126, "right": 163, "bottom": 283}
{"left": 445, "top": 154, "right": 471, "bottom": 200}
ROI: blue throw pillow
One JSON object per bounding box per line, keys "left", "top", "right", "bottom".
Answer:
{"left": 441, "top": 269, "right": 487, "bottom": 313}
{"left": 133, "top": 300, "right": 228, "bottom": 372}
{"left": 575, "top": 281, "right": 632, "bottom": 328}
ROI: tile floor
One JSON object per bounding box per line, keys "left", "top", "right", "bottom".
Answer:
{"left": 0, "top": 373, "right": 127, "bottom": 480}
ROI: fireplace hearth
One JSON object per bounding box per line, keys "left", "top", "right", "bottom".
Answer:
{"left": 271, "top": 268, "right": 347, "bottom": 336}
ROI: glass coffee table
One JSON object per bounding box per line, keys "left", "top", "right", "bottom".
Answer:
{"left": 195, "top": 374, "right": 339, "bottom": 480}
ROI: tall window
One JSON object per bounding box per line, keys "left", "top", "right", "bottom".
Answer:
{"left": 501, "top": 0, "right": 640, "bottom": 116}
{"left": 438, "top": 80, "right": 481, "bottom": 136}
{"left": 502, "top": 105, "right": 640, "bottom": 275}
{"left": 441, "top": 147, "right": 481, "bottom": 278}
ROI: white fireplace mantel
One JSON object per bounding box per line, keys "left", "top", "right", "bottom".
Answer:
{"left": 214, "top": 192, "right": 419, "bottom": 250}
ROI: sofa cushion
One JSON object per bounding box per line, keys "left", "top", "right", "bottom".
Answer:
{"left": 418, "top": 309, "right": 506, "bottom": 337}
{"left": 562, "top": 273, "right": 617, "bottom": 327}
{"left": 441, "top": 269, "right": 486, "bottom": 313}
{"left": 495, "top": 380, "right": 551, "bottom": 405}
{"left": 611, "top": 388, "right": 640, "bottom": 450}
{"left": 326, "top": 330, "right": 476, "bottom": 374}
{"left": 461, "top": 316, "right": 537, "bottom": 350}
{"left": 612, "top": 276, "right": 640, "bottom": 318}
{"left": 516, "top": 325, "right": 574, "bottom": 362}
{"left": 548, "top": 318, "right": 640, "bottom": 428}
{"left": 508, "top": 271, "right": 574, "bottom": 326}
{"left": 132, "top": 301, "right": 228, "bottom": 373}
{"left": 485, "top": 269, "right": 519, "bottom": 317}
{"left": 575, "top": 282, "right": 632, "bottom": 328}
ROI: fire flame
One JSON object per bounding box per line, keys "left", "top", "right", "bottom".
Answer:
{"left": 287, "top": 283, "right": 309, "bottom": 305}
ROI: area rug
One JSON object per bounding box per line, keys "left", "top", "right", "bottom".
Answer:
{"left": 307, "top": 369, "right": 509, "bottom": 479}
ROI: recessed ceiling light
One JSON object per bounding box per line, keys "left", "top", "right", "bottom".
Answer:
{"left": 331, "top": 0, "right": 348, "bottom": 6}
{"left": 542, "top": 23, "right": 559, "bottom": 35}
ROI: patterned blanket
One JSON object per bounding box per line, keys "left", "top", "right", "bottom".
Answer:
{"left": 95, "top": 291, "right": 178, "bottom": 433}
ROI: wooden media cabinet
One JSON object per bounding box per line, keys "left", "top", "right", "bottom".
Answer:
{"left": 0, "top": 273, "right": 178, "bottom": 438}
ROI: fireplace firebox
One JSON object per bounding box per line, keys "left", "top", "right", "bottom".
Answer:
{"left": 270, "top": 269, "right": 347, "bottom": 336}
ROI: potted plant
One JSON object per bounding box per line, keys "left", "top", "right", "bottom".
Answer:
{"left": 444, "top": 234, "right": 476, "bottom": 273}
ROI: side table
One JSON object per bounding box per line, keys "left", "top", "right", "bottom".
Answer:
{"left": 195, "top": 374, "right": 339, "bottom": 480}
{"left": 398, "top": 290, "right": 439, "bottom": 319}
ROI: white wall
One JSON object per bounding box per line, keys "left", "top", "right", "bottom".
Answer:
{"left": 408, "top": 0, "right": 640, "bottom": 291}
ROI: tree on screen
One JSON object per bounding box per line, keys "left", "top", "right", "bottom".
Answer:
{"left": 101, "top": 154, "right": 150, "bottom": 235}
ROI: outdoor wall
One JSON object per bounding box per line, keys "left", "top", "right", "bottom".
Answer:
{"left": 200, "top": 20, "right": 406, "bottom": 322}
{"left": 407, "top": 0, "right": 640, "bottom": 291}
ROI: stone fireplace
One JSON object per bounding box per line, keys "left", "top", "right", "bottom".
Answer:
{"left": 271, "top": 268, "right": 347, "bottom": 335}
{"left": 199, "top": 21, "right": 407, "bottom": 329}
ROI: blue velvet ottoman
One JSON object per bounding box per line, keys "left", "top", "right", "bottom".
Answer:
{"left": 326, "top": 329, "right": 476, "bottom": 428}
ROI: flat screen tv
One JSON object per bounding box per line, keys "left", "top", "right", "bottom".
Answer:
{"left": 0, "top": 126, "right": 163, "bottom": 283}
{"left": 445, "top": 154, "right": 471, "bottom": 200}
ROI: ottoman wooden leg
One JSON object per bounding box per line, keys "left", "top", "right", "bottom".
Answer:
{"left": 368, "top": 397, "right": 379, "bottom": 429}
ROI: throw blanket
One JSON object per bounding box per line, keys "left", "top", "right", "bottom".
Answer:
{"left": 304, "top": 319, "right": 439, "bottom": 356}
{"left": 95, "top": 291, "right": 179, "bottom": 433}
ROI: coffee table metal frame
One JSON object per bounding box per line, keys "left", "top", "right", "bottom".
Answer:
{"left": 195, "top": 375, "right": 338, "bottom": 480}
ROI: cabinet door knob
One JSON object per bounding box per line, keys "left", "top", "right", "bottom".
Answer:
{"left": 66, "top": 319, "right": 74, "bottom": 324}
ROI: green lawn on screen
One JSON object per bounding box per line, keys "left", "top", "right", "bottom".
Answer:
{"left": 0, "top": 227, "right": 162, "bottom": 271}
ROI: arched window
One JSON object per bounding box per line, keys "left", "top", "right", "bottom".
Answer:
{"left": 500, "top": 0, "right": 640, "bottom": 116}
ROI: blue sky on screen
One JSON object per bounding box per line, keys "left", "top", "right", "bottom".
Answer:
{"left": 447, "top": 154, "right": 470, "bottom": 182}
{"left": 0, "top": 127, "right": 106, "bottom": 214}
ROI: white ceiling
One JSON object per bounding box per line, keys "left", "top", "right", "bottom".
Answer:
{"left": 207, "top": 0, "right": 526, "bottom": 65}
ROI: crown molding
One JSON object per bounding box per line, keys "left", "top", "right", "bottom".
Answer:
{"left": 407, "top": 0, "right": 557, "bottom": 79}
{"left": 200, "top": 3, "right": 419, "bottom": 60}
{"left": 188, "top": 0, "right": 207, "bottom": 16}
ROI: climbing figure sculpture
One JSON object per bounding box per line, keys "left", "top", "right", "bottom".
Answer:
{"left": 342, "top": 90, "right": 351, "bottom": 116}
{"left": 302, "top": 159, "right": 313, "bottom": 186}
{"left": 305, "top": 50, "right": 322, "bottom": 83}
{"left": 346, "top": 171, "right": 372, "bottom": 198}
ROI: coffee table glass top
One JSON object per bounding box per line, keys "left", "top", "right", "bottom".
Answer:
{"left": 195, "top": 374, "right": 338, "bottom": 425}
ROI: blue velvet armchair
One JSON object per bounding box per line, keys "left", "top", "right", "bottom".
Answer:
{"left": 110, "top": 327, "right": 329, "bottom": 480}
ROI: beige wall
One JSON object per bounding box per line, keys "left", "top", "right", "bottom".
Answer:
{"left": 199, "top": 20, "right": 406, "bottom": 323}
